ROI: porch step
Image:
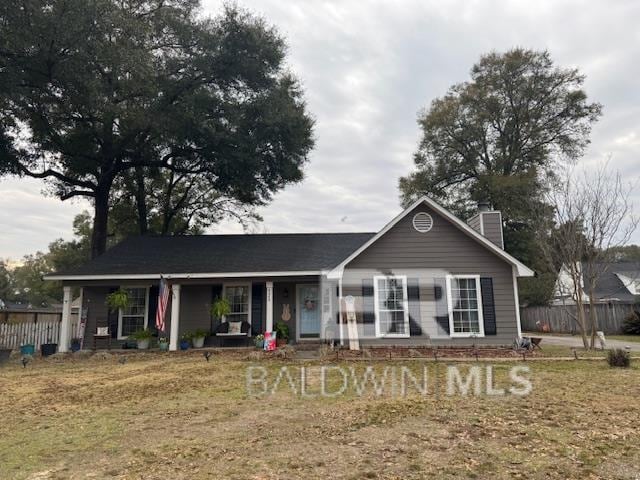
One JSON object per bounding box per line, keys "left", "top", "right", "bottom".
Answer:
{"left": 294, "top": 342, "right": 324, "bottom": 351}
{"left": 295, "top": 349, "right": 321, "bottom": 360}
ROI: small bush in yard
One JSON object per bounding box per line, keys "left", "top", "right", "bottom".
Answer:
{"left": 621, "top": 310, "right": 640, "bottom": 334}
{"left": 607, "top": 348, "right": 631, "bottom": 368}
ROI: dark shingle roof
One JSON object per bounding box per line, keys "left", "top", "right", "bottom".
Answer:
{"left": 582, "top": 261, "right": 640, "bottom": 302}
{"left": 55, "top": 233, "right": 375, "bottom": 276}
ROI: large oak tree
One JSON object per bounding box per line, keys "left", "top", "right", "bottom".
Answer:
{"left": 0, "top": 0, "right": 314, "bottom": 258}
{"left": 400, "top": 49, "right": 601, "bottom": 261}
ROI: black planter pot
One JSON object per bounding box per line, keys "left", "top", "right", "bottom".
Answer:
{"left": 40, "top": 343, "right": 58, "bottom": 357}
{"left": 0, "top": 348, "right": 11, "bottom": 364}
{"left": 70, "top": 341, "right": 81, "bottom": 352}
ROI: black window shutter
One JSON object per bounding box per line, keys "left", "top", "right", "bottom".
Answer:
{"left": 407, "top": 278, "right": 422, "bottom": 336}
{"left": 434, "top": 278, "right": 450, "bottom": 335}
{"left": 480, "top": 277, "right": 497, "bottom": 335}
{"left": 147, "top": 285, "right": 159, "bottom": 335}
{"left": 251, "top": 283, "right": 263, "bottom": 336}
{"left": 362, "top": 279, "right": 375, "bottom": 324}
{"left": 107, "top": 287, "right": 119, "bottom": 339}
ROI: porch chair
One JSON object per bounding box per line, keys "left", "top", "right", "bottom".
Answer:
{"left": 93, "top": 318, "right": 112, "bottom": 350}
{"left": 214, "top": 320, "right": 251, "bottom": 347}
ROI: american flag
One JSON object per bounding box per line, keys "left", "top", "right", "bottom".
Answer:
{"left": 155, "top": 277, "right": 170, "bottom": 333}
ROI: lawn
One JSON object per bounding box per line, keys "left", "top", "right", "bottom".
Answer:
{"left": 1, "top": 351, "right": 639, "bottom": 480}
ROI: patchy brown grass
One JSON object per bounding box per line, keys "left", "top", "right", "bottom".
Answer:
{"left": 1, "top": 351, "right": 639, "bottom": 479}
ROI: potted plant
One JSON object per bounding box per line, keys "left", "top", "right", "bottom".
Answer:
{"left": 191, "top": 329, "right": 208, "bottom": 349}
{"left": 158, "top": 336, "right": 169, "bottom": 352}
{"left": 131, "top": 329, "right": 153, "bottom": 350}
{"left": 0, "top": 334, "right": 11, "bottom": 365}
{"left": 274, "top": 321, "right": 289, "bottom": 348}
{"left": 70, "top": 337, "right": 82, "bottom": 352}
{"left": 20, "top": 334, "right": 35, "bottom": 356}
{"left": 254, "top": 334, "right": 265, "bottom": 349}
{"left": 106, "top": 288, "right": 130, "bottom": 311}
{"left": 210, "top": 297, "right": 231, "bottom": 328}
{"left": 40, "top": 326, "right": 57, "bottom": 357}
{"left": 179, "top": 333, "right": 191, "bottom": 350}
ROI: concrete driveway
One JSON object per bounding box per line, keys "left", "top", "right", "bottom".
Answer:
{"left": 526, "top": 334, "right": 640, "bottom": 351}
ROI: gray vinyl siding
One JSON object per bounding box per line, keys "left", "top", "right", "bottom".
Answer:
{"left": 177, "top": 285, "right": 213, "bottom": 336}
{"left": 342, "top": 203, "right": 517, "bottom": 346}
{"left": 481, "top": 212, "right": 504, "bottom": 249}
{"left": 82, "top": 286, "right": 112, "bottom": 346}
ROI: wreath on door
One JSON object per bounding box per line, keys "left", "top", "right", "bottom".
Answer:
{"left": 304, "top": 298, "right": 316, "bottom": 311}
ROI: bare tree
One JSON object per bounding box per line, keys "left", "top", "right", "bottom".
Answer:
{"left": 538, "top": 161, "right": 638, "bottom": 348}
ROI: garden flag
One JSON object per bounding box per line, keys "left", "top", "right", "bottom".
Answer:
{"left": 155, "top": 277, "right": 170, "bottom": 333}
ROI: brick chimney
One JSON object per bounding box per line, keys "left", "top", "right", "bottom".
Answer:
{"left": 467, "top": 202, "right": 504, "bottom": 249}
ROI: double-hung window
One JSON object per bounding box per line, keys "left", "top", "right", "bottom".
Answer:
{"left": 118, "top": 287, "right": 149, "bottom": 339}
{"left": 373, "top": 275, "right": 409, "bottom": 337}
{"left": 446, "top": 275, "right": 484, "bottom": 337}
{"left": 224, "top": 284, "right": 251, "bottom": 324}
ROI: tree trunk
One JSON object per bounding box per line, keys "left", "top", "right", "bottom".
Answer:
{"left": 91, "top": 187, "right": 110, "bottom": 259}
{"left": 568, "top": 265, "right": 590, "bottom": 349}
{"left": 588, "top": 290, "right": 598, "bottom": 349}
{"left": 575, "top": 300, "right": 589, "bottom": 349}
{"left": 134, "top": 167, "right": 148, "bottom": 235}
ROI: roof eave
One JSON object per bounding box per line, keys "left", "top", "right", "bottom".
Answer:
{"left": 44, "top": 270, "right": 325, "bottom": 282}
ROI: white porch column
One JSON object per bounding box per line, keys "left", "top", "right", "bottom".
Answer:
{"left": 265, "top": 281, "right": 274, "bottom": 332}
{"left": 58, "top": 286, "right": 73, "bottom": 353}
{"left": 169, "top": 284, "right": 181, "bottom": 351}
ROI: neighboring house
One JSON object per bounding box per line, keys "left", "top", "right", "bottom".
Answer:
{"left": 45, "top": 196, "right": 533, "bottom": 351}
{"left": 553, "top": 261, "right": 640, "bottom": 305}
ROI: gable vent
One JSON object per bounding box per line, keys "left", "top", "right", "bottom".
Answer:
{"left": 412, "top": 212, "right": 433, "bottom": 233}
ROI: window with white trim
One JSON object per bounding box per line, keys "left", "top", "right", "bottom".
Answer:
{"left": 224, "top": 285, "right": 251, "bottom": 323}
{"left": 374, "top": 276, "right": 409, "bottom": 337}
{"left": 447, "top": 275, "right": 484, "bottom": 337}
{"left": 118, "top": 287, "right": 149, "bottom": 338}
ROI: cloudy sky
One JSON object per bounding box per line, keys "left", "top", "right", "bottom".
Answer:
{"left": 1, "top": 0, "right": 639, "bottom": 259}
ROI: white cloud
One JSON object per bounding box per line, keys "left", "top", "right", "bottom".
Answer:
{"left": 2, "top": 0, "right": 640, "bottom": 258}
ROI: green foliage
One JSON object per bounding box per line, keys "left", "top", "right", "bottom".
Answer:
{"left": 607, "top": 245, "right": 640, "bottom": 262}
{"left": 0, "top": 261, "right": 12, "bottom": 302}
{"left": 274, "top": 321, "right": 290, "bottom": 341}
{"left": 622, "top": 311, "right": 640, "bottom": 335}
{"left": 518, "top": 272, "right": 557, "bottom": 307}
{"left": 0, "top": 1, "right": 314, "bottom": 257}
{"left": 11, "top": 252, "right": 62, "bottom": 306}
{"left": 399, "top": 48, "right": 602, "bottom": 305}
{"left": 607, "top": 348, "right": 631, "bottom": 368}
{"left": 130, "top": 329, "right": 153, "bottom": 340}
{"left": 191, "top": 329, "right": 209, "bottom": 339}
{"left": 106, "top": 289, "right": 130, "bottom": 311}
{"left": 210, "top": 297, "right": 231, "bottom": 319}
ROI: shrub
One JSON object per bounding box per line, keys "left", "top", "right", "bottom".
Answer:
{"left": 130, "top": 329, "right": 153, "bottom": 340}
{"left": 274, "top": 321, "right": 289, "bottom": 341}
{"left": 192, "top": 329, "right": 208, "bottom": 339}
{"left": 607, "top": 348, "right": 631, "bottom": 368}
{"left": 621, "top": 310, "right": 640, "bottom": 335}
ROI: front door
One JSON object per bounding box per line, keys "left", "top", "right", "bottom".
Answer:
{"left": 297, "top": 284, "right": 320, "bottom": 338}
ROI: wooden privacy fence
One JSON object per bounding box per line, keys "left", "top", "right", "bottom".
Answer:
{"left": 0, "top": 310, "right": 81, "bottom": 350}
{"left": 521, "top": 303, "right": 636, "bottom": 335}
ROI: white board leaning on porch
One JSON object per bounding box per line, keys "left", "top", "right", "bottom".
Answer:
{"left": 344, "top": 295, "right": 360, "bottom": 351}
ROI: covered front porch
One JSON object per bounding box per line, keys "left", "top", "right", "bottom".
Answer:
{"left": 58, "top": 274, "right": 339, "bottom": 352}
